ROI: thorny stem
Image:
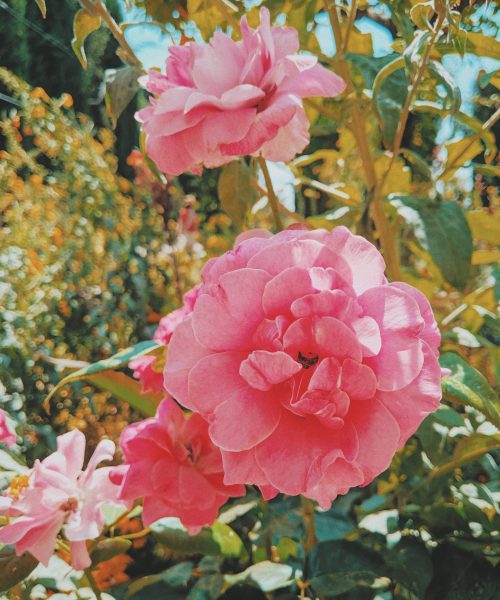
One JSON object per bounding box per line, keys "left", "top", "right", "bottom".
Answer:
{"left": 92, "top": 0, "right": 142, "bottom": 67}
{"left": 258, "top": 156, "right": 283, "bottom": 231}
{"left": 84, "top": 568, "right": 103, "bottom": 600}
{"left": 300, "top": 497, "right": 317, "bottom": 553}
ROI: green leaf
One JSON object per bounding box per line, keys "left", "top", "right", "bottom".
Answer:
{"left": 386, "top": 537, "right": 433, "bottom": 598}
{"left": 218, "top": 160, "right": 258, "bottom": 228}
{"left": 427, "top": 544, "right": 500, "bottom": 600}
{"left": 90, "top": 537, "right": 132, "bottom": 566}
{"left": 80, "top": 371, "right": 161, "bottom": 416}
{"left": 391, "top": 197, "right": 472, "bottom": 288}
{"left": 372, "top": 56, "right": 405, "bottom": 116}
{"left": 225, "top": 562, "right": 293, "bottom": 593}
{"left": 306, "top": 540, "right": 386, "bottom": 596}
{"left": 437, "top": 31, "right": 500, "bottom": 61}
{"left": 44, "top": 340, "right": 163, "bottom": 415}
{"left": 187, "top": 574, "right": 224, "bottom": 600}
{"left": 430, "top": 433, "right": 500, "bottom": 479}
{"left": 410, "top": 1, "right": 434, "bottom": 30}
{"left": 34, "top": 0, "right": 46, "bottom": 18}
{"left": 440, "top": 352, "right": 500, "bottom": 428}
{"left": 0, "top": 547, "right": 38, "bottom": 592}
{"left": 151, "top": 518, "right": 244, "bottom": 557}
{"left": 368, "top": 55, "right": 409, "bottom": 146}
{"left": 71, "top": 9, "right": 101, "bottom": 69}
{"left": 427, "top": 61, "right": 461, "bottom": 113}
{"left": 400, "top": 148, "right": 433, "bottom": 180}
{"left": 105, "top": 66, "right": 142, "bottom": 129}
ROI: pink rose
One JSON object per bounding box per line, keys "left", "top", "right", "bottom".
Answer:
{"left": 0, "top": 410, "right": 16, "bottom": 447}
{"left": 115, "top": 397, "right": 245, "bottom": 533}
{"left": 0, "top": 430, "right": 128, "bottom": 568}
{"left": 137, "top": 7, "right": 345, "bottom": 175}
{"left": 130, "top": 286, "right": 200, "bottom": 393}
{"left": 164, "top": 227, "right": 442, "bottom": 507}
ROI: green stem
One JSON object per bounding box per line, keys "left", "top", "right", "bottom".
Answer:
{"left": 258, "top": 156, "right": 283, "bottom": 231}
{"left": 84, "top": 568, "right": 102, "bottom": 600}
{"left": 301, "top": 497, "right": 317, "bottom": 553}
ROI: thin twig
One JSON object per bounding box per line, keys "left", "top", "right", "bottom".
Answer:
{"left": 93, "top": 0, "right": 142, "bottom": 67}
{"left": 84, "top": 568, "right": 103, "bottom": 600}
{"left": 258, "top": 156, "right": 283, "bottom": 231}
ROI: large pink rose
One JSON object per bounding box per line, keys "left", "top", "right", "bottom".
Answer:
{"left": 130, "top": 286, "right": 200, "bottom": 393}
{"left": 0, "top": 430, "right": 128, "bottom": 568}
{"left": 164, "top": 227, "right": 443, "bottom": 507}
{"left": 137, "top": 8, "right": 345, "bottom": 175}
{"left": 114, "top": 397, "right": 245, "bottom": 533}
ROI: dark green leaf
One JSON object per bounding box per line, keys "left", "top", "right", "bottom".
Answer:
{"left": 90, "top": 537, "right": 132, "bottom": 566}
{"left": 0, "top": 547, "right": 38, "bottom": 592}
{"left": 391, "top": 196, "right": 472, "bottom": 288}
{"left": 105, "top": 67, "right": 142, "bottom": 129}
{"left": 151, "top": 518, "right": 243, "bottom": 557}
{"left": 306, "top": 540, "right": 386, "bottom": 596}
{"left": 386, "top": 537, "right": 433, "bottom": 598}
{"left": 161, "top": 561, "right": 194, "bottom": 587}
{"left": 427, "top": 544, "right": 500, "bottom": 600}
{"left": 187, "top": 574, "right": 225, "bottom": 600}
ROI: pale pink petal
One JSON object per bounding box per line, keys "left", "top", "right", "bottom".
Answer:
{"left": 359, "top": 286, "right": 425, "bottom": 391}
{"left": 377, "top": 342, "right": 442, "bottom": 445}
{"left": 192, "top": 269, "right": 270, "bottom": 351}
{"left": 70, "top": 540, "right": 91, "bottom": 570}
{"left": 240, "top": 350, "right": 301, "bottom": 391}
{"left": 340, "top": 359, "right": 377, "bottom": 401}
{"left": 164, "top": 317, "right": 211, "bottom": 405}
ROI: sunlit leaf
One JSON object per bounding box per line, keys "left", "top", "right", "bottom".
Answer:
{"left": 430, "top": 433, "right": 500, "bottom": 479}
{"left": 467, "top": 211, "right": 500, "bottom": 245}
{"left": 71, "top": 9, "right": 101, "bottom": 70}
{"left": 34, "top": 0, "right": 46, "bottom": 18}
{"left": 225, "top": 561, "right": 293, "bottom": 592}
{"left": 151, "top": 518, "right": 244, "bottom": 558}
{"left": 440, "top": 352, "right": 500, "bottom": 428}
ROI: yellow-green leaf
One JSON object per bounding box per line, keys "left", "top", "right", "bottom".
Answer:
{"left": 442, "top": 137, "right": 483, "bottom": 179}
{"left": 71, "top": 9, "right": 101, "bottom": 69}
{"left": 430, "top": 433, "right": 500, "bottom": 479}
{"left": 34, "top": 0, "right": 46, "bottom": 18}
{"left": 467, "top": 211, "right": 500, "bottom": 245}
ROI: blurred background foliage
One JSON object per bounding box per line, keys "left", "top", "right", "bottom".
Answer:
{"left": 0, "top": 0, "right": 499, "bottom": 598}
